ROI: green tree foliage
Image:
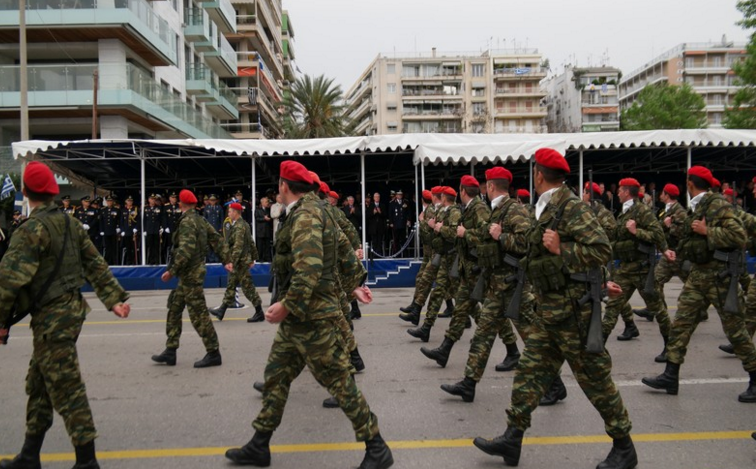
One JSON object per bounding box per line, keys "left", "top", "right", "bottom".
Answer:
{"left": 724, "top": 1, "right": 756, "bottom": 128}
{"left": 282, "top": 75, "right": 350, "bottom": 138}
{"left": 620, "top": 83, "right": 707, "bottom": 130}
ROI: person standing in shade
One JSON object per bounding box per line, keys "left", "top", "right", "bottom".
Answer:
{"left": 225, "top": 161, "right": 392, "bottom": 469}
{"left": 0, "top": 162, "right": 131, "bottom": 469}
{"left": 368, "top": 192, "right": 387, "bottom": 256}
{"left": 59, "top": 195, "right": 75, "bottom": 216}
{"left": 162, "top": 192, "right": 181, "bottom": 263}
{"left": 270, "top": 193, "right": 285, "bottom": 241}
{"left": 473, "top": 148, "right": 636, "bottom": 469}
{"left": 74, "top": 196, "right": 99, "bottom": 247}
{"left": 119, "top": 196, "right": 140, "bottom": 265}
{"left": 255, "top": 197, "right": 273, "bottom": 262}
{"left": 203, "top": 195, "right": 224, "bottom": 263}
{"left": 98, "top": 196, "right": 120, "bottom": 266}
{"left": 143, "top": 194, "right": 163, "bottom": 265}
{"left": 210, "top": 202, "right": 265, "bottom": 323}
{"left": 343, "top": 195, "right": 362, "bottom": 232}
{"left": 151, "top": 190, "right": 233, "bottom": 369}
{"left": 389, "top": 190, "right": 410, "bottom": 257}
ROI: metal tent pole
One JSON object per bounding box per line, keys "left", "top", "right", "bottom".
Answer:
{"left": 251, "top": 158, "right": 256, "bottom": 240}
{"left": 686, "top": 147, "right": 692, "bottom": 206}
{"left": 414, "top": 162, "right": 420, "bottom": 259}
{"left": 528, "top": 159, "right": 533, "bottom": 203}
{"left": 578, "top": 150, "right": 584, "bottom": 196}
{"left": 140, "top": 153, "right": 146, "bottom": 266}
{"left": 360, "top": 152, "right": 367, "bottom": 252}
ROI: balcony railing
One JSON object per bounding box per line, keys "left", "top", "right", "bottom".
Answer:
{"left": 402, "top": 108, "right": 462, "bottom": 117}
{"left": 402, "top": 88, "right": 460, "bottom": 97}
{"left": 493, "top": 66, "right": 548, "bottom": 76}
{"left": 495, "top": 106, "right": 548, "bottom": 115}
{"left": 236, "top": 14, "right": 256, "bottom": 25}
{"left": 220, "top": 122, "right": 271, "bottom": 138}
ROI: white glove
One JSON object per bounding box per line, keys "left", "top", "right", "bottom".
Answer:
{"left": 165, "top": 228, "right": 170, "bottom": 234}
{"left": 83, "top": 224, "right": 90, "bottom": 231}
{"left": 121, "top": 232, "right": 125, "bottom": 237}
{"left": 116, "top": 228, "right": 121, "bottom": 234}
{"left": 133, "top": 228, "right": 137, "bottom": 234}
{"left": 100, "top": 232, "right": 104, "bottom": 236}
{"left": 159, "top": 228, "right": 164, "bottom": 235}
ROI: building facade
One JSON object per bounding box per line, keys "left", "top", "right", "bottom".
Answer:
{"left": 544, "top": 66, "right": 621, "bottom": 133}
{"left": 345, "top": 49, "right": 549, "bottom": 136}
{"left": 619, "top": 39, "right": 746, "bottom": 128}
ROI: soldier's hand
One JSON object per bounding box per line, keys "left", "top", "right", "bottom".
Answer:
{"left": 542, "top": 229, "right": 561, "bottom": 255}
{"left": 159, "top": 228, "right": 164, "bottom": 235}
{"left": 625, "top": 220, "right": 637, "bottom": 235}
{"left": 419, "top": 212, "right": 424, "bottom": 222}
{"left": 489, "top": 223, "right": 502, "bottom": 240}
{"left": 664, "top": 250, "right": 676, "bottom": 262}
{"left": 427, "top": 218, "right": 436, "bottom": 229}
{"left": 0, "top": 328, "right": 8, "bottom": 345}
{"left": 353, "top": 286, "right": 373, "bottom": 304}
{"left": 116, "top": 228, "right": 121, "bottom": 234}
{"left": 664, "top": 216, "right": 673, "bottom": 228}
{"left": 605, "top": 281, "right": 623, "bottom": 298}
{"left": 249, "top": 262, "right": 255, "bottom": 269}
{"left": 434, "top": 222, "right": 443, "bottom": 233}
{"left": 224, "top": 263, "right": 233, "bottom": 273}
{"left": 165, "top": 228, "right": 170, "bottom": 234}
{"left": 456, "top": 225, "right": 466, "bottom": 238}
{"left": 83, "top": 224, "right": 90, "bottom": 231}
{"left": 112, "top": 303, "right": 130, "bottom": 318}
{"left": 100, "top": 232, "right": 104, "bottom": 236}
{"left": 265, "top": 302, "right": 289, "bottom": 323}
{"left": 356, "top": 248, "right": 364, "bottom": 260}
{"left": 692, "top": 219, "right": 707, "bottom": 235}
{"left": 161, "top": 271, "right": 173, "bottom": 282}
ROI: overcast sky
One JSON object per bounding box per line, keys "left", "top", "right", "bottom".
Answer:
{"left": 283, "top": 0, "right": 749, "bottom": 92}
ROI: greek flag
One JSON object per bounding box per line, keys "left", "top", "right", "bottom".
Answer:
{"left": 0, "top": 174, "right": 15, "bottom": 200}
{"left": 514, "top": 67, "right": 531, "bottom": 75}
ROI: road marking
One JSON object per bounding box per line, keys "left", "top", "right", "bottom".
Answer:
{"left": 4, "top": 430, "right": 752, "bottom": 462}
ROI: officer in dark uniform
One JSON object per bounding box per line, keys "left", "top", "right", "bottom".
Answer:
{"left": 99, "top": 196, "right": 120, "bottom": 265}
{"left": 120, "top": 196, "right": 140, "bottom": 265}
{"left": 91, "top": 197, "right": 103, "bottom": 254}
{"left": 144, "top": 194, "right": 163, "bottom": 265}
{"left": 74, "top": 196, "right": 99, "bottom": 246}
{"left": 163, "top": 192, "right": 181, "bottom": 264}
{"left": 389, "top": 190, "right": 410, "bottom": 256}
{"left": 203, "top": 194, "right": 224, "bottom": 262}
{"left": 235, "top": 190, "right": 253, "bottom": 225}
{"left": 59, "top": 195, "right": 75, "bottom": 216}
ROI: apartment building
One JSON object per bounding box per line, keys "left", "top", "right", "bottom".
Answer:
{"left": 0, "top": 0, "right": 241, "bottom": 144}
{"left": 225, "top": 0, "right": 292, "bottom": 139}
{"left": 344, "top": 48, "right": 548, "bottom": 136}
{"left": 544, "top": 66, "right": 621, "bottom": 133}
{"left": 619, "top": 39, "right": 746, "bottom": 128}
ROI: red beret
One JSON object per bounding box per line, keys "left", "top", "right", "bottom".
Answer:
{"left": 308, "top": 171, "right": 322, "bottom": 185}
{"left": 280, "top": 160, "right": 313, "bottom": 185}
{"left": 516, "top": 189, "right": 530, "bottom": 198}
{"left": 688, "top": 166, "right": 715, "bottom": 187}
{"left": 179, "top": 189, "right": 198, "bottom": 204}
{"left": 422, "top": 190, "right": 432, "bottom": 200}
{"left": 584, "top": 182, "right": 602, "bottom": 195}
{"left": 619, "top": 178, "right": 640, "bottom": 188}
{"left": 229, "top": 202, "right": 243, "bottom": 212}
{"left": 328, "top": 191, "right": 339, "bottom": 199}
{"left": 535, "top": 148, "right": 570, "bottom": 174}
{"left": 319, "top": 181, "right": 330, "bottom": 194}
{"left": 431, "top": 186, "right": 444, "bottom": 195}
{"left": 23, "top": 162, "right": 59, "bottom": 195}
{"left": 663, "top": 184, "right": 680, "bottom": 197}
{"left": 485, "top": 167, "right": 513, "bottom": 182}
{"left": 442, "top": 186, "right": 457, "bottom": 197}
{"left": 460, "top": 175, "right": 480, "bottom": 187}
{"left": 723, "top": 188, "right": 734, "bottom": 197}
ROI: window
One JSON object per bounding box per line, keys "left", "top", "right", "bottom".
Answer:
{"left": 710, "top": 113, "right": 722, "bottom": 124}
{"left": 402, "top": 65, "right": 420, "bottom": 78}
{"left": 685, "top": 57, "right": 695, "bottom": 68}
{"left": 387, "top": 83, "right": 396, "bottom": 94}
{"left": 472, "top": 64, "right": 485, "bottom": 77}
{"left": 711, "top": 75, "right": 723, "bottom": 86}
{"left": 472, "top": 87, "right": 485, "bottom": 97}
{"left": 387, "top": 103, "right": 397, "bottom": 111}
{"left": 387, "top": 64, "right": 395, "bottom": 74}
{"left": 711, "top": 56, "right": 723, "bottom": 67}
{"left": 387, "top": 123, "right": 398, "bottom": 132}
{"left": 472, "top": 102, "right": 486, "bottom": 115}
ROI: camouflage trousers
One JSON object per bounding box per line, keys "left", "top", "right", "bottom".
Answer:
{"left": 745, "top": 278, "right": 756, "bottom": 338}
{"left": 222, "top": 265, "right": 262, "bottom": 308}
{"left": 413, "top": 254, "right": 440, "bottom": 306}
{"left": 26, "top": 322, "right": 96, "bottom": 446}
{"left": 465, "top": 276, "right": 535, "bottom": 382}
{"left": 443, "top": 267, "right": 482, "bottom": 343}
{"left": 604, "top": 267, "right": 669, "bottom": 338}
{"left": 667, "top": 267, "right": 756, "bottom": 372}
{"left": 338, "top": 287, "right": 357, "bottom": 355}
{"left": 422, "top": 255, "right": 455, "bottom": 327}
{"left": 165, "top": 279, "right": 219, "bottom": 352}
{"left": 654, "top": 256, "right": 688, "bottom": 323}
{"left": 507, "top": 311, "right": 632, "bottom": 439}
{"left": 253, "top": 317, "right": 379, "bottom": 441}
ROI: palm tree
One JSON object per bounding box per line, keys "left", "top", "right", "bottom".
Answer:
{"left": 282, "top": 75, "right": 349, "bottom": 138}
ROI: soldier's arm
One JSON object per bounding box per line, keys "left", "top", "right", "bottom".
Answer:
{"left": 499, "top": 204, "right": 532, "bottom": 255}
{"left": 0, "top": 223, "right": 43, "bottom": 325}
{"left": 707, "top": 203, "right": 747, "bottom": 250}
{"left": 249, "top": 235, "right": 259, "bottom": 262}
{"left": 740, "top": 210, "right": 756, "bottom": 238}
{"left": 633, "top": 207, "right": 668, "bottom": 251}
{"left": 560, "top": 202, "right": 612, "bottom": 269}
{"left": 439, "top": 209, "right": 461, "bottom": 242}
{"left": 206, "top": 220, "right": 230, "bottom": 263}
{"left": 80, "top": 225, "right": 129, "bottom": 309}
{"left": 337, "top": 230, "right": 366, "bottom": 293}
{"left": 463, "top": 204, "right": 492, "bottom": 245}
{"left": 230, "top": 226, "right": 244, "bottom": 265}
{"left": 337, "top": 209, "right": 361, "bottom": 249}
{"left": 280, "top": 208, "right": 323, "bottom": 320}
{"left": 168, "top": 220, "right": 194, "bottom": 276}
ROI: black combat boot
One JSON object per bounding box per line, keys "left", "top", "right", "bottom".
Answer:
{"left": 209, "top": 303, "right": 228, "bottom": 321}
{"left": 642, "top": 361, "right": 680, "bottom": 395}
{"left": 247, "top": 304, "right": 265, "bottom": 323}
{"left": 596, "top": 435, "right": 638, "bottom": 469}
{"left": 465, "top": 316, "right": 473, "bottom": 329}
{"left": 495, "top": 343, "right": 521, "bottom": 372}
{"left": 194, "top": 350, "right": 222, "bottom": 368}
{"left": 473, "top": 426, "right": 524, "bottom": 467}
{"left": 399, "top": 303, "right": 421, "bottom": 325}
{"left": 351, "top": 300, "right": 362, "bottom": 320}
{"left": 617, "top": 321, "right": 639, "bottom": 341}
{"left": 539, "top": 376, "right": 567, "bottom": 406}
{"left": 632, "top": 308, "right": 654, "bottom": 322}
{"left": 438, "top": 299, "right": 454, "bottom": 318}
{"left": 0, "top": 433, "right": 44, "bottom": 469}
{"left": 399, "top": 301, "right": 418, "bottom": 313}
{"left": 420, "top": 337, "right": 455, "bottom": 367}
{"left": 738, "top": 371, "right": 756, "bottom": 403}
{"left": 225, "top": 431, "right": 272, "bottom": 466}
{"left": 323, "top": 396, "right": 340, "bottom": 408}
{"left": 752, "top": 431, "right": 756, "bottom": 440}
{"left": 719, "top": 343, "right": 736, "bottom": 355}
{"left": 151, "top": 348, "right": 177, "bottom": 366}
{"left": 231, "top": 299, "right": 245, "bottom": 309}
{"left": 71, "top": 441, "right": 99, "bottom": 469}
{"left": 351, "top": 348, "right": 366, "bottom": 372}
{"left": 359, "top": 433, "right": 394, "bottom": 469}
{"left": 407, "top": 322, "right": 431, "bottom": 342}
{"left": 440, "top": 376, "right": 476, "bottom": 402}
{"left": 253, "top": 381, "right": 264, "bottom": 394}
{"left": 655, "top": 336, "right": 668, "bottom": 363}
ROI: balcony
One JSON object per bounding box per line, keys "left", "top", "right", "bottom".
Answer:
{"left": 402, "top": 87, "right": 462, "bottom": 98}
{"left": 185, "top": 63, "right": 215, "bottom": 99}
{"left": 495, "top": 87, "right": 547, "bottom": 98}
{"left": 235, "top": 52, "right": 282, "bottom": 102}
{"left": 0, "top": 0, "right": 178, "bottom": 66}
{"left": 229, "top": 5, "right": 283, "bottom": 80}
{"left": 205, "top": 81, "right": 238, "bottom": 119}
{"left": 494, "top": 106, "right": 548, "bottom": 118}
{"left": 402, "top": 108, "right": 462, "bottom": 119}
{"left": 201, "top": 0, "right": 236, "bottom": 34}
{"left": 220, "top": 121, "right": 270, "bottom": 139}
{"left": 204, "top": 34, "right": 237, "bottom": 77}
{"left": 348, "top": 99, "right": 371, "bottom": 121}
{"left": 492, "top": 67, "right": 548, "bottom": 80}
{"left": 402, "top": 123, "right": 461, "bottom": 134}
{"left": 494, "top": 125, "right": 548, "bottom": 134}
{"left": 0, "top": 63, "right": 231, "bottom": 138}
{"left": 184, "top": 7, "right": 211, "bottom": 43}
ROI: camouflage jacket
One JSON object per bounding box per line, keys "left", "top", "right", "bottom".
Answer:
{"left": 168, "top": 209, "right": 229, "bottom": 280}
{"left": 589, "top": 200, "right": 617, "bottom": 242}
{"left": 662, "top": 201, "right": 688, "bottom": 249}
{"left": 612, "top": 198, "right": 667, "bottom": 268}
{"left": 739, "top": 209, "right": 756, "bottom": 255}
{"left": 419, "top": 204, "right": 437, "bottom": 248}
{"left": 0, "top": 203, "right": 129, "bottom": 340}
{"left": 275, "top": 192, "right": 365, "bottom": 321}
{"left": 432, "top": 204, "right": 462, "bottom": 256}
{"left": 228, "top": 218, "right": 258, "bottom": 266}
{"left": 325, "top": 200, "right": 361, "bottom": 249}
{"left": 458, "top": 197, "right": 491, "bottom": 264}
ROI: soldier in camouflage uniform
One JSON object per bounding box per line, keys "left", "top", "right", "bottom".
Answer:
{"left": 643, "top": 166, "right": 756, "bottom": 404}
{"left": 583, "top": 182, "right": 617, "bottom": 240}
{"left": 151, "top": 189, "right": 232, "bottom": 369}
{"left": 474, "top": 148, "right": 636, "bottom": 469}
{"left": 413, "top": 189, "right": 435, "bottom": 291}
{"left": 420, "top": 175, "right": 490, "bottom": 367}
{"left": 602, "top": 178, "right": 667, "bottom": 346}
{"left": 407, "top": 186, "right": 462, "bottom": 342}
{"left": 438, "top": 168, "right": 536, "bottom": 403}
{"left": 226, "top": 161, "right": 393, "bottom": 469}
{"left": 0, "top": 162, "right": 131, "bottom": 469}
{"left": 209, "top": 202, "right": 264, "bottom": 322}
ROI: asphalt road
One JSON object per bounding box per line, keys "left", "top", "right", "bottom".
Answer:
{"left": 1, "top": 281, "right": 755, "bottom": 468}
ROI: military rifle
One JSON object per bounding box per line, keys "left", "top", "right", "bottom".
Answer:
{"left": 449, "top": 253, "right": 461, "bottom": 279}
{"left": 503, "top": 254, "right": 525, "bottom": 320}
{"left": 714, "top": 249, "right": 743, "bottom": 314}
{"left": 571, "top": 268, "right": 604, "bottom": 353}
{"left": 638, "top": 241, "right": 657, "bottom": 296}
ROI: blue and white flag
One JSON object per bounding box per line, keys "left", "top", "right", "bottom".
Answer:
{"left": 514, "top": 68, "right": 531, "bottom": 75}
{"left": 0, "top": 174, "right": 15, "bottom": 200}
{"left": 602, "top": 83, "right": 608, "bottom": 93}
{"left": 14, "top": 190, "right": 24, "bottom": 214}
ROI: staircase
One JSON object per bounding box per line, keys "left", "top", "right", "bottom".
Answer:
{"left": 365, "top": 259, "right": 422, "bottom": 288}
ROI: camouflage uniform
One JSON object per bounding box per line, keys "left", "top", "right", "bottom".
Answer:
{"left": 654, "top": 201, "right": 689, "bottom": 322}
{"left": 165, "top": 209, "right": 229, "bottom": 352}
{"left": 421, "top": 203, "right": 462, "bottom": 327}
{"left": 741, "top": 211, "right": 756, "bottom": 339}
{"left": 603, "top": 198, "right": 668, "bottom": 339}
{"left": 666, "top": 192, "right": 756, "bottom": 372}
{"left": 255, "top": 192, "right": 379, "bottom": 441}
{"left": 0, "top": 203, "right": 129, "bottom": 445}
{"left": 221, "top": 218, "right": 262, "bottom": 308}
{"left": 414, "top": 204, "right": 436, "bottom": 286}
{"left": 464, "top": 196, "right": 534, "bottom": 381}
{"left": 507, "top": 185, "right": 632, "bottom": 439}
{"left": 412, "top": 204, "right": 440, "bottom": 306}
{"left": 591, "top": 200, "right": 617, "bottom": 240}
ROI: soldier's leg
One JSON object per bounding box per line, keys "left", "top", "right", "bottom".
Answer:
{"left": 424, "top": 258, "right": 452, "bottom": 326}
{"left": 639, "top": 283, "right": 669, "bottom": 338}
{"left": 707, "top": 281, "right": 756, "bottom": 373}
{"left": 746, "top": 279, "right": 756, "bottom": 337}
{"left": 465, "top": 290, "right": 508, "bottom": 381}
{"left": 166, "top": 287, "right": 186, "bottom": 350}
{"left": 652, "top": 258, "right": 675, "bottom": 325}
{"left": 24, "top": 355, "right": 54, "bottom": 438}
{"left": 602, "top": 271, "right": 638, "bottom": 338}
{"left": 413, "top": 262, "right": 440, "bottom": 307}
{"left": 184, "top": 282, "right": 220, "bottom": 352}
{"left": 239, "top": 269, "right": 262, "bottom": 308}
{"left": 300, "top": 319, "right": 379, "bottom": 441}
{"left": 444, "top": 276, "right": 476, "bottom": 343}
{"left": 221, "top": 270, "right": 240, "bottom": 307}
{"left": 666, "top": 274, "right": 709, "bottom": 366}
